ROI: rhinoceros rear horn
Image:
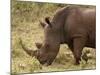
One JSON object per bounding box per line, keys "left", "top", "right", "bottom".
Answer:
{"left": 35, "top": 42, "right": 42, "bottom": 49}
{"left": 45, "top": 17, "right": 52, "bottom": 28}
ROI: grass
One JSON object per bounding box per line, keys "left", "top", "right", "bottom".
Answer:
{"left": 11, "top": 0, "right": 96, "bottom": 74}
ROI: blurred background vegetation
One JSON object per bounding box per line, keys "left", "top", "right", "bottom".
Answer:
{"left": 11, "top": 0, "right": 96, "bottom": 74}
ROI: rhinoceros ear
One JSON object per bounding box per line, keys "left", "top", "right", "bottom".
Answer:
{"left": 45, "top": 17, "right": 52, "bottom": 28}
{"left": 35, "top": 42, "right": 42, "bottom": 49}
{"left": 40, "top": 21, "right": 46, "bottom": 28}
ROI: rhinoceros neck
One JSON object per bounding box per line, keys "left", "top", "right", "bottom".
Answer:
{"left": 51, "top": 7, "right": 70, "bottom": 44}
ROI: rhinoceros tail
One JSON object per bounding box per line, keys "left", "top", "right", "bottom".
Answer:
{"left": 19, "top": 38, "right": 37, "bottom": 57}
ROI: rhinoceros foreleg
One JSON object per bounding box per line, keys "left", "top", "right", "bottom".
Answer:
{"left": 73, "top": 37, "right": 86, "bottom": 65}
{"left": 47, "top": 53, "right": 59, "bottom": 65}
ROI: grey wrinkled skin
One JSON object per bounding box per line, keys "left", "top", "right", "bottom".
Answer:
{"left": 20, "top": 6, "right": 96, "bottom": 65}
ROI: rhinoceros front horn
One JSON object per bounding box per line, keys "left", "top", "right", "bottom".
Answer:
{"left": 19, "top": 38, "right": 37, "bottom": 57}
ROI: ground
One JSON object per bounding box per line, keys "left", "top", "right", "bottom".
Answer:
{"left": 11, "top": 0, "right": 96, "bottom": 74}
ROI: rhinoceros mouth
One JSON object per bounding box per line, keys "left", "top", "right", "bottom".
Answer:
{"left": 35, "top": 52, "right": 52, "bottom": 66}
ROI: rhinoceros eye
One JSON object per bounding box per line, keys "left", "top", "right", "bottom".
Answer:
{"left": 44, "top": 43, "right": 49, "bottom": 49}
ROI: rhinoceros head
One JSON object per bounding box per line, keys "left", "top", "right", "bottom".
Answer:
{"left": 20, "top": 17, "right": 60, "bottom": 66}
{"left": 35, "top": 17, "right": 60, "bottom": 65}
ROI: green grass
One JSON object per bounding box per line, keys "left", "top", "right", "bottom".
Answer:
{"left": 11, "top": 0, "right": 96, "bottom": 74}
